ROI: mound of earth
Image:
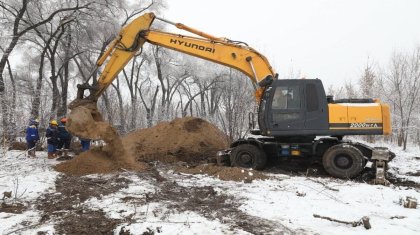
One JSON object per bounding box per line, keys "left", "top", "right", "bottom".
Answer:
{"left": 9, "top": 141, "right": 43, "bottom": 151}
{"left": 176, "top": 164, "right": 269, "bottom": 182}
{"left": 56, "top": 104, "right": 144, "bottom": 176}
{"left": 66, "top": 104, "right": 126, "bottom": 160}
{"left": 57, "top": 107, "right": 228, "bottom": 176}
{"left": 55, "top": 149, "right": 149, "bottom": 176}
{"left": 123, "top": 117, "right": 229, "bottom": 164}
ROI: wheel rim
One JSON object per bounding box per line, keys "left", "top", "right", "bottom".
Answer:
{"left": 237, "top": 151, "right": 254, "bottom": 168}
{"left": 334, "top": 153, "right": 353, "bottom": 169}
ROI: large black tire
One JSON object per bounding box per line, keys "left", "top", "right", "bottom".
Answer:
{"left": 322, "top": 144, "right": 365, "bottom": 179}
{"left": 231, "top": 144, "right": 267, "bottom": 170}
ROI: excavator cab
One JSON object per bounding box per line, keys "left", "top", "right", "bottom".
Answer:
{"left": 258, "top": 78, "right": 390, "bottom": 139}
{"left": 259, "top": 79, "right": 329, "bottom": 138}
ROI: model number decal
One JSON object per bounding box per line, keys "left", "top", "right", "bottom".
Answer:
{"left": 350, "top": 123, "right": 379, "bottom": 128}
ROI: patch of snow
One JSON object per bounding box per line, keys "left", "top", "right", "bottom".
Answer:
{"left": 84, "top": 174, "right": 156, "bottom": 220}
{"left": 1, "top": 146, "right": 420, "bottom": 235}
{"left": 114, "top": 211, "right": 246, "bottom": 235}
{"left": 0, "top": 150, "right": 59, "bottom": 234}
{"left": 176, "top": 171, "right": 420, "bottom": 234}
{"left": 235, "top": 177, "right": 420, "bottom": 234}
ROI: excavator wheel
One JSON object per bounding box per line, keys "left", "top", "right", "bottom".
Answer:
{"left": 231, "top": 144, "right": 267, "bottom": 170}
{"left": 322, "top": 144, "right": 365, "bottom": 179}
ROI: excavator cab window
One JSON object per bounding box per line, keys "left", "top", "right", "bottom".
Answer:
{"left": 272, "top": 86, "right": 301, "bottom": 110}
{"left": 267, "top": 81, "right": 305, "bottom": 131}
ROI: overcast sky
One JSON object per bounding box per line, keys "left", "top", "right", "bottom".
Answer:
{"left": 162, "top": 0, "right": 420, "bottom": 88}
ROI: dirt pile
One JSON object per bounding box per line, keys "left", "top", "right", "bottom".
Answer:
{"left": 66, "top": 104, "right": 126, "bottom": 160}
{"left": 177, "top": 164, "right": 269, "bottom": 182}
{"left": 56, "top": 104, "right": 145, "bottom": 176}
{"left": 9, "top": 141, "right": 43, "bottom": 151}
{"left": 55, "top": 149, "right": 149, "bottom": 176}
{"left": 122, "top": 117, "right": 229, "bottom": 164}
{"left": 57, "top": 106, "right": 228, "bottom": 176}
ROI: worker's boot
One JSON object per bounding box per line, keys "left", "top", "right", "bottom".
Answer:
{"left": 48, "top": 152, "right": 55, "bottom": 159}
{"left": 57, "top": 149, "right": 63, "bottom": 157}
{"left": 63, "top": 149, "right": 70, "bottom": 157}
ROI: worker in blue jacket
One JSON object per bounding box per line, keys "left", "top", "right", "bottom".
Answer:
{"left": 46, "top": 120, "right": 59, "bottom": 159}
{"left": 57, "top": 117, "right": 72, "bottom": 157}
{"left": 25, "top": 119, "right": 39, "bottom": 157}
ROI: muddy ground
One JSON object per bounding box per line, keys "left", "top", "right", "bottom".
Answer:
{"left": 27, "top": 165, "right": 293, "bottom": 234}
{"left": 36, "top": 175, "right": 130, "bottom": 234}
{"left": 2, "top": 155, "right": 419, "bottom": 234}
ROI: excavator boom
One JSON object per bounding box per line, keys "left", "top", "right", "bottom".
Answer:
{"left": 92, "top": 13, "right": 155, "bottom": 99}
{"left": 74, "top": 12, "right": 275, "bottom": 103}
{"left": 142, "top": 30, "right": 275, "bottom": 85}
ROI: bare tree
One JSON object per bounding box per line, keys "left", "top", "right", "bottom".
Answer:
{"left": 380, "top": 48, "right": 420, "bottom": 150}
{"left": 0, "top": 0, "right": 90, "bottom": 138}
{"left": 110, "top": 79, "right": 126, "bottom": 133}
{"left": 138, "top": 76, "right": 159, "bottom": 127}
{"left": 181, "top": 75, "right": 220, "bottom": 117}
{"left": 344, "top": 81, "right": 358, "bottom": 99}
{"left": 122, "top": 56, "right": 148, "bottom": 130}
{"left": 151, "top": 46, "right": 191, "bottom": 120}
{"left": 359, "top": 58, "right": 377, "bottom": 143}
{"left": 218, "top": 69, "right": 255, "bottom": 142}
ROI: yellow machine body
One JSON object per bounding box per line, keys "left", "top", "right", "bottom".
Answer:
{"left": 328, "top": 102, "right": 391, "bottom": 135}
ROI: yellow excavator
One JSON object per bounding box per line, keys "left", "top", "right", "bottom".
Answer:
{"left": 71, "top": 12, "right": 393, "bottom": 179}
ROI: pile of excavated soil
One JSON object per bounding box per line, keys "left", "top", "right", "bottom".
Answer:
{"left": 122, "top": 117, "right": 229, "bottom": 164}
{"left": 176, "top": 164, "right": 269, "bottom": 182}
{"left": 56, "top": 104, "right": 145, "bottom": 176}
{"left": 9, "top": 141, "right": 43, "bottom": 151}
{"left": 65, "top": 104, "right": 126, "bottom": 161}
{"left": 57, "top": 104, "right": 228, "bottom": 176}
{"left": 55, "top": 150, "right": 149, "bottom": 176}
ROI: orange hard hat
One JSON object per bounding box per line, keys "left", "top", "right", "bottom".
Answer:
{"left": 60, "top": 117, "right": 67, "bottom": 123}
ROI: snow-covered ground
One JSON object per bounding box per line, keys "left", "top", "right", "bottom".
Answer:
{"left": 0, "top": 150, "right": 58, "bottom": 235}
{"left": 345, "top": 138, "right": 420, "bottom": 183}
{"left": 1, "top": 145, "right": 419, "bottom": 235}
{"left": 388, "top": 146, "right": 420, "bottom": 184}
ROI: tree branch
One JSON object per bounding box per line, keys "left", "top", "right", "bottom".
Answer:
{"left": 17, "top": 1, "right": 91, "bottom": 37}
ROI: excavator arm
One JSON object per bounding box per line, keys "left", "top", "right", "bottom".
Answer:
{"left": 72, "top": 12, "right": 276, "bottom": 106}
{"left": 142, "top": 30, "right": 275, "bottom": 86}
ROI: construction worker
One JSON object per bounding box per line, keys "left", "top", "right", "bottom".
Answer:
{"left": 57, "top": 117, "right": 72, "bottom": 157}
{"left": 25, "top": 119, "right": 39, "bottom": 157}
{"left": 46, "top": 120, "right": 59, "bottom": 159}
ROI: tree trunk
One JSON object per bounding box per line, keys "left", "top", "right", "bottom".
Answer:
{"left": 403, "top": 132, "right": 408, "bottom": 151}
{"left": 30, "top": 66, "right": 44, "bottom": 118}
{"left": 58, "top": 32, "right": 72, "bottom": 117}
{"left": 397, "top": 131, "right": 403, "bottom": 147}
{"left": 50, "top": 75, "right": 60, "bottom": 119}
{"left": 101, "top": 91, "right": 114, "bottom": 124}
{"left": 0, "top": 35, "right": 21, "bottom": 136}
